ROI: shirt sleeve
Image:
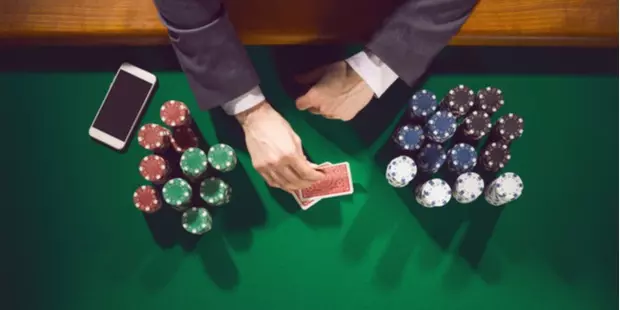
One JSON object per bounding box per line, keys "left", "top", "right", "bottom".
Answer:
{"left": 345, "top": 51, "right": 399, "bottom": 98}
{"left": 221, "top": 86, "right": 266, "bottom": 115}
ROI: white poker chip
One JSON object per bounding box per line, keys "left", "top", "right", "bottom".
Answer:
{"left": 385, "top": 156, "right": 417, "bottom": 188}
{"left": 416, "top": 178, "right": 451, "bottom": 207}
{"left": 453, "top": 172, "right": 484, "bottom": 203}
{"left": 485, "top": 172, "right": 523, "bottom": 206}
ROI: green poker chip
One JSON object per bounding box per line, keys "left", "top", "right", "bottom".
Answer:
{"left": 182, "top": 207, "right": 213, "bottom": 235}
{"left": 162, "top": 178, "right": 192, "bottom": 207}
{"left": 200, "top": 177, "right": 232, "bottom": 206}
{"left": 207, "top": 143, "right": 237, "bottom": 172}
{"left": 180, "top": 147, "right": 208, "bottom": 178}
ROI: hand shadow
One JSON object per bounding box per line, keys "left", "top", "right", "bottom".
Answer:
{"left": 195, "top": 225, "right": 240, "bottom": 290}
{"left": 209, "top": 108, "right": 267, "bottom": 252}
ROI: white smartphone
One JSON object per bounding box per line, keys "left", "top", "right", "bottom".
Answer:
{"left": 89, "top": 63, "right": 157, "bottom": 150}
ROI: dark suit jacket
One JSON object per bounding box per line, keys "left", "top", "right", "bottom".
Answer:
{"left": 154, "top": 0, "right": 478, "bottom": 111}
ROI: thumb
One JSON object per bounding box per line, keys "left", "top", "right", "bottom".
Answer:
{"left": 295, "top": 91, "right": 316, "bottom": 111}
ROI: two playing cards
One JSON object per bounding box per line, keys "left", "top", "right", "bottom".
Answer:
{"left": 292, "top": 162, "right": 353, "bottom": 210}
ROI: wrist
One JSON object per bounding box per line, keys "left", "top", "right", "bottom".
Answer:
{"left": 235, "top": 100, "right": 270, "bottom": 127}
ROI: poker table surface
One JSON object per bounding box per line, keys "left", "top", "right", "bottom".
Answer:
{"left": 2, "top": 45, "right": 617, "bottom": 310}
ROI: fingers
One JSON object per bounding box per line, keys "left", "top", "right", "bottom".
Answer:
{"left": 295, "top": 93, "right": 314, "bottom": 111}
{"left": 290, "top": 156, "right": 325, "bottom": 183}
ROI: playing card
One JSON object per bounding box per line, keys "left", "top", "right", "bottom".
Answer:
{"left": 292, "top": 162, "right": 331, "bottom": 210}
{"left": 300, "top": 162, "right": 353, "bottom": 200}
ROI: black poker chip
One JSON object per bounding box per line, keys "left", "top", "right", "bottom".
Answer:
{"left": 476, "top": 87, "right": 504, "bottom": 115}
{"left": 462, "top": 110, "right": 492, "bottom": 140}
{"left": 442, "top": 85, "right": 474, "bottom": 117}
{"left": 481, "top": 142, "right": 511, "bottom": 172}
{"left": 493, "top": 113, "right": 524, "bottom": 143}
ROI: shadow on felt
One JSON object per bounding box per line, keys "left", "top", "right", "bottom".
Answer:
{"left": 209, "top": 108, "right": 268, "bottom": 252}
{"left": 196, "top": 227, "right": 240, "bottom": 290}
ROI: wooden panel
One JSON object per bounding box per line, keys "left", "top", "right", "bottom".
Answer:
{"left": 0, "top": 0, "right": 617, "bottom": 46}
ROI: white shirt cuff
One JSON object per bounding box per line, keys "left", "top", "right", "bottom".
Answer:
{"left": 221, "top": 86, "right": 265, "bottom": 115}
{"left": 345, "top": 51, "right": 398, "bottom": 98}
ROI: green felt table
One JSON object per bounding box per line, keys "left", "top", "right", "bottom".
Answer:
{"left": 1, "top": 46, "right": 618, "bottom": 310}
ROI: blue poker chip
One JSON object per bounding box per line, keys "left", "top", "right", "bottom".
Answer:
{"left": 408, "top": 89, "right": 438, "bottom": 118}
{"left": 448, "top": 143, "right": 477, "bottom": 173}
{"left": 426, "top": 111, "right": 457, "bottom": 143}
{"left": 416, "top": 143, "right": 447, "bottom": 173}
{"left": 393, "top": 124, "right": 425, "bottom": 151}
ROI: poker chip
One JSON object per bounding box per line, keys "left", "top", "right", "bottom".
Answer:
{"left": 393, "top": 124, "right": 425, "bottom": 151}
{"left": 415, "top": 178, "right": 452, "bottom": 208}
{"left": 493, "top": 113, "right": 524, "bottom": 143}
{"left": 462, "top": 110, "right": 492, "bottom": 140}
{"left": 160, "top": 100, "right": 191, "bottom": 127}
{"left": 416, "top": 143, "right": 447, "bottom": 173}
{"left": 476, "top": 87, "right": 504, "bottom": 115}
{"left": 452, "top": 172, "right": 484, "bottom": 204}
{"left": 426, "top": 111, "right": 457, "bottom": 143}
{"left": 408, "top": 89, "right": 438, "bottom": 119}
{"left": 447, "top": 143, "right": 477, "bottom": 173}
{"left": 442, "top": 85, "right": 474, "bottom": 117}
{"left": 139, "top": 155, "right": 170, "bottom": 184}
{"left": 385, "top": 155, "right": 417, "bottom": 188}
{"left": 171, "top": 126, "right": 199, "bottom": 153}
{"left": 481, "top": 142, "right": 511, "bottom": 172}
{"left": 137, "top": 123, "right": 170, "bottom": 151}
{"left": 133, "top": 185, "right": 162, "bottom": 213}
{"left": 207, "top": 144, "right": 237, "bottom": 172}
{"left": 200, "top": 177, "right": 232, "bottom": 206}
{"left": 182, "top": 207, "right": 213, "bottom": 235}
{"left": 180, "top": 147, "right": 208, "bottom": 179}
{"left": 485, "top": 172, "right": 523, "bottom": 206}
{"left": 162, "top": 178, "right": 192, "bottom": 210}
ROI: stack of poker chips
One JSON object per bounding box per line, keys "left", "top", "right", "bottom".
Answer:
{"left": 475, "top": 87, "right": 504, "bottom": 115}
{"left": 393, "top": 124, "right": 425, "bottom": 151}
{"left": 133, "top": 100, "right": 238, "bottom": 235}
{"left": 447, "top": 143, "right": 477, "bottom": 174}
{"left": 441, "top": 85, "right": 475, "bottom": 118}
{"left": 385, "top": 156, "right": 417, "bottom": 188}
{"left": 426, "top": 111, "right": 457, "bottom": 143}
{"left": 207, "top": 144, "right": 238, "bottom": 172}
{"left": 384, "top": 85, "right": 526, "bottom": 209}
{"left": 484, "top": 172, "right": 523, "bottom": 206}
{"left": 491, "top": 113, "right": 524, "bottom": 144}
{"left": 415, "top": 178, "right": 452, "bottom": 208}
{"left": 408, "top": 89, "right": 438, "bottom": 120}
{"left": 182, "top": 207, "right": 213, "bottom": 235}
{"left": 200, "top": 177, "right": 232, "bottom": 206}
{"left": 452, "top": 172, "right": 484, "bottom": 204}
{"left": 416, "top": 143, "right": 447, "bottom": 174}
{"left": 460, "top": 110, "right": 492, "bottom": 140}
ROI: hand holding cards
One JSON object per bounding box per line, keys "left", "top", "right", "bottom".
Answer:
{"left": 292, "top": 162, "right": 353, "bottom": 210}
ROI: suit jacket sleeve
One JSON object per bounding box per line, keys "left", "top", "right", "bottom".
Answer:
{"left": 153, "top": 0, "right": 260, "bottom": 111}
{"left": 366, "top": 0, "right": 478, "bottom": 86}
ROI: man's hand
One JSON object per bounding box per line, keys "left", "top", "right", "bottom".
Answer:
{"left": 236, "top": 101, "right": 324, "bottom": 191}
{"left": 295, "top": 61, "right": 374, "bottom": 121}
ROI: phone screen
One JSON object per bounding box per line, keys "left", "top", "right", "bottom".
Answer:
{"left": 93, "top": 70, "right": 154, "bottom": 141}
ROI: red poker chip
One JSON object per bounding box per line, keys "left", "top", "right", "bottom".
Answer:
{"left": 443, "top": 85, "right": 474, "bottom": 117}
{"left": 160, "top": 100, "right": 191, "bottom": 127}
{"left": 133, "top": 185, "right": 162, "bottom": 213}
{"left": 137, "top": 123, "right": 170, "bottom": 151}
{"left": 171, "top": 126, "right": 198, "bottom": 153}
{"left": 139, "top": 155, "right": 169, "bottom": 183}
